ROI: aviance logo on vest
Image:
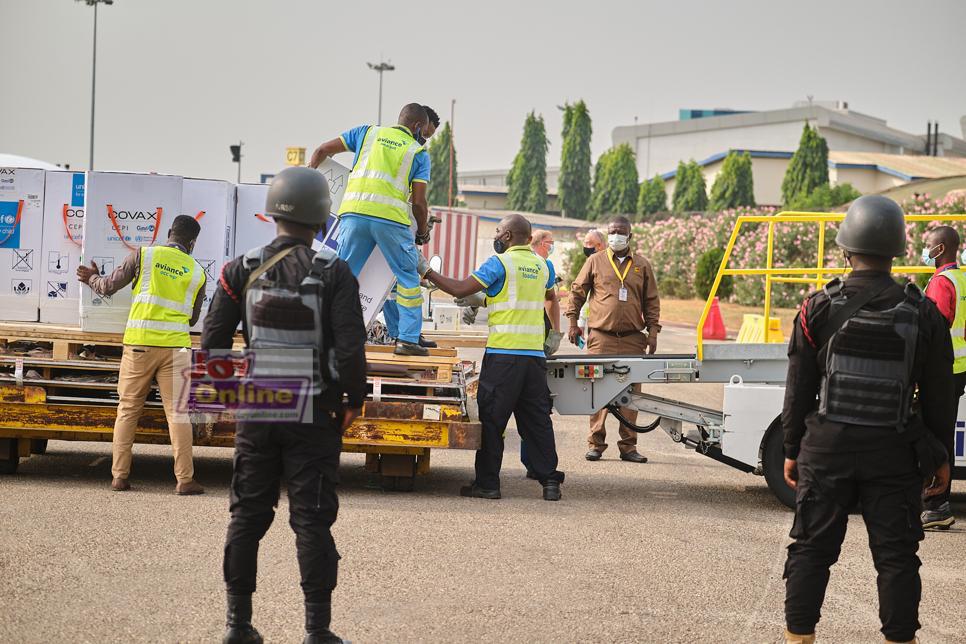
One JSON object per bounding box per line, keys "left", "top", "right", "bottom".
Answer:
{"left": 485, "top": 246, "right": 549, "bottom": 353}
{"left": 338, "top": 125, "right": 423, "bottom": 227}
{"left": 123, "top": 245, "right": 204, "bottom": 348}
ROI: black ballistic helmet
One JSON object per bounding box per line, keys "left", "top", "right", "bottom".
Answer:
{"left": 264, "top": 167, "right": 332, "bottom": 228}
{"left": 835, "top": 195, "right": 906, "bottom": 258}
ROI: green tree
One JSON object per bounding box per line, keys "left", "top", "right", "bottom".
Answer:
{"left": 590, "top": 144, "right": 638, "bottom": 218}
{"left": 637, "top": 174, "right": 668, "bottom": 218}
{"left": 695, "top": 248, "right": 734, "bottom": 300}
{"left": 785, "top": 182, "right": 861, "bottom": 211}
{"left": 506, "top": 111, "right": 549, "bottom": 213}
{"left": 672, "top": 159, "right": 708, "bottom": 212}
{"left": 709, "top": 151, "right": 755, "bottom": 211}
{"left": 426, "top": 121, "right": 457, "bottom": 207}
{"left": 781, "top": 124, "right": 829, "bottom": 205}
{"left": 558, "top": 100, "right": 593, "bottom": 219}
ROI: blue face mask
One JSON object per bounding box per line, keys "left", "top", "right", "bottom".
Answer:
{"left": 921, "top": 245, "right": 941, "bottom": 266}
{"left": 547, "top": 243, "right": 555, "bottom": 255}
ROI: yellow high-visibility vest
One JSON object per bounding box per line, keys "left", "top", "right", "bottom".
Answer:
{"left": 338, "top": 126, "right": 423, "bottom": 226}
{"left": 935, "top": 268, "right": 966, "bottom": 374}
{"left": 485, "top": 246, "right": 549, "bottom": 352}
{"left": 123, "top": 245, "right": 204, "bottom": 348}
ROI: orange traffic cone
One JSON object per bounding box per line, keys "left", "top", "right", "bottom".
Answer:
{"left": 703, "top": 297, "right": 727, "bottom": 340}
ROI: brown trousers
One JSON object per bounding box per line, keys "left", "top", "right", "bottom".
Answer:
{"left": 111, "top": 345, "right": 194, "bottom": 483}
{"left": 587, "top": 329, "right": 646, "bottom": 454}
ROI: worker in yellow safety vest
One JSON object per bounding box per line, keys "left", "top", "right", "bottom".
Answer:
{"left": 419, "top": 213, "right": 565, "bottom": 501}
{"left": 308, "top": 103, "right": 433, "bottom": 356}
{"left": 76, "top": 215, "right": 206, "bottom": 495}
{"left": 921, "top": 225, "right": 966, "bottom": 530}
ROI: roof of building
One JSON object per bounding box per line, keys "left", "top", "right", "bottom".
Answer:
{"left": 659, "top": 149, "right": 966, "bottom": 183}
{"left": 875, "top": 175, "right": 966, "bottom": 203}
{"left": 614, "top": 104, "right": 965, "bottom": 154}
{"left": 429, "top": 206, "right": 589, "bottom": 232}
{"left": 460, "top": 184, "right": 558, "bottom": 197}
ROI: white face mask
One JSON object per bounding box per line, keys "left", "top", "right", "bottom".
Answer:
{"left": 608, "top": 233, "right": 629, "bottom": 252}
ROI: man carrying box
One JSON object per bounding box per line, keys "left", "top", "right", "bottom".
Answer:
{"left": 76, "top": 215, "right": 206, "bottom": 495}
{"left": 309, "top": 103, "right": 433, "bottom": 356}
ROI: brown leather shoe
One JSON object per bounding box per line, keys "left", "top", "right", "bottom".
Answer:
{"left": 620, "top": 451, "right": 648, "bottom": 463}
{"left": 175, "top": 479, "right": 205, "bottom": 495}
{"left": 111, "top": 477, "right": 131, "bottom": 491}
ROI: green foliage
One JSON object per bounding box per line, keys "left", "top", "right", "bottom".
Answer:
{"left": 426, "top": 122, "right": 457, "bottom": 207}
{"left": 781, "top": 124, "right": 830, "bottom": 205}
{"left": 637, "top": 174, "right": 668, "bottom": 219}
{"left": 672, "top": 159, "right": 708, "bottom": 212}
{"left": 562, "top": 243, "right": 590, "bottom": 286}
{"left": 558, "top": 100, "right": 593, "bottom": 219}
{"left": 694, "top": 247, "right": 733, "bottom": 300}
{"left": 590, "top": 144, "right": 639, "bottom": 219}
{"left": 709, "top": 151, "right": 755, "bottom": 211}
{"left": 785, "top": 183, "right": 862, "bottom": 211}
{"left": 507, "top": 112, "right": 549, "bottom": 213}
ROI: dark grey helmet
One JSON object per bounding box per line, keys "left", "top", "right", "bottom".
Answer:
{"left": 264, "top": 167, "right": 332, "bottom": 228}
{"left": 835, "top": 195, "right": 906, "bottom": 258}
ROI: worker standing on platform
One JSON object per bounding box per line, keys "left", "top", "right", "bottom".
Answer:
{"left": 781, "top": 195, "right": 954, "bottom": 644}
{"left": 202, "top": 167, "right": 367, "bottom": 644}
{"left": 308, "top": 103, "right": 433, "bottom": 357}
{"left": 382, "top": 105, "right": 440, "bottom": 349}
{"left": 76, "top": 215, "right": 206, "bottom": 495}
{"left": 566, "top": 216, "right": 661, "bottom": 464}
{"left": 920, "top": 225, "right": 965, "bottom": 530}
{"left": 419, "top": 214, "right": 565, "bottom": 501}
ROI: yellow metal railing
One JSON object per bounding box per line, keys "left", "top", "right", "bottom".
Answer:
{"left": 695, "top": 211, "right": 966, "bottom": 360}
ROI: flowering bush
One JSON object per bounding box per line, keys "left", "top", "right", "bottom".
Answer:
{"left": 630, "top": 193, "right": 966, "bottom": 308}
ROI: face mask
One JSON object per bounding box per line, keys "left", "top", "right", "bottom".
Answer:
{"left": 608, "top": 233, "right": 629, "bottom": 252}
{"left": 414, "top": 127, "right": 426, "bottom": 145}
{"left": 582, "top": 246, "right": 596, "bottom": 257}
{"left": 493, "top": 238, "right": 508, "bottom": 254}
{"left": 547, "top": 243, "right": 555, "bottom": 255}
{"left": 921, "top": 245, "right": 941, "bottom": 266}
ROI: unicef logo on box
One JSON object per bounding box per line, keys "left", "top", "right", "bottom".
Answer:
{"left": 2, "top": 215, "right": 14, "bottom": 225}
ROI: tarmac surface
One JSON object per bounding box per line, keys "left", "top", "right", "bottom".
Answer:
{"left": 1, "top": 326, "right": 964, "bottom": 643}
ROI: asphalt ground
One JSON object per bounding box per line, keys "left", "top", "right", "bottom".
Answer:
{"left": 1, "top": 325, "right": 964, "bottom": 643}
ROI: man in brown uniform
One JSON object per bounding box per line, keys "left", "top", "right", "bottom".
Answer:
{"left": 566, "top": 216, "right": 661, "bottom": 463}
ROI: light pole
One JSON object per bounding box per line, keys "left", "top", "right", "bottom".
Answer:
{"left": 77, "top": 0, "right": 113, "bottom": 171}
{"left": 367, "top": 61, "right": 395, "bottom": 125}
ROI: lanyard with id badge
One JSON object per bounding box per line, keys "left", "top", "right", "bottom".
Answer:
{"left": 607, "top": 249, "right": 632, "bottom": 302}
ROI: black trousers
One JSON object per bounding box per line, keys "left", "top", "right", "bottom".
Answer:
{"left": 924, "top": 371, "right": 965, "bottom": 510}
{"left": 224, "top": 413, "right": 342, "bottom": 603}
{"left": 475, "top": 353, "right": 564, "bottom": 490}
{"left": 784, "top": 445, "right": 924, "bottom": 641}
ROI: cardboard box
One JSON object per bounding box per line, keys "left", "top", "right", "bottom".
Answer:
{"left": 232, "top": 183, "right": 274, "bottom": 257}
{"left": 0, "top": 167, "right": 45, "bottom": 322}
{"left": 39, "top": 171, "right": 85, "bottom": 323}
{"left": 80, "top": 171, "right": 183, "bottom": 332}
{"left": 182, "top": 178, "right": 235, "bottom": 330}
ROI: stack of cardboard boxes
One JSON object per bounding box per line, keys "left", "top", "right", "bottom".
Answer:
{"left": 0, "top": 157, "right": 401, "bottom": 334}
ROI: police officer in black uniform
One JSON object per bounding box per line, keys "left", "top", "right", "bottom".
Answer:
{"left": 202, "top": 167, "right": 367, "bottom": 644}
{"left": 780, "top": 195, "right": 954, "bottom": 644}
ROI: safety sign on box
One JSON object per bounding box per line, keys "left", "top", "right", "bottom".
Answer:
{"left": 80, "top": 171, "right": 183, "bottom": 332}
{"left": 182, "top": 178, "right": 235, "bottom": 330}
{"left": 39, "top": 171, "right": 85, "bottom": 323}
{"left": 0, "top": 167, "right": 45, "bottom": 322}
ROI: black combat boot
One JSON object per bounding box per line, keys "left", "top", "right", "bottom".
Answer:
{"left": 222, "top": 593, "right": 263, "bottom": 644}
{"left": 303, "top": 601, "right": 346, "bottom": 643}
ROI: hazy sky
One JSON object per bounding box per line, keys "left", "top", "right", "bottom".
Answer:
{"left": 2, "top": 0, "right": 964, "bottom": 182}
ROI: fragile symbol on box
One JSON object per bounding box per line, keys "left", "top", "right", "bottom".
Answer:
{"left": 198, "top": 259, "right": 216, "bottom": 282}
{"left": 92, "top": 256, "right": 115, "bottom": 277}
{"left": 11, "top": 279, "right": 31, "bottom": 296}
{"left": 12, "top": 249, "right": 33, "bottom": 271}
{"left": 47, "top": 281, "right": 68, "bottom": 298}
{"left": 48, "top": 251, "right": 69, "bottom": 274}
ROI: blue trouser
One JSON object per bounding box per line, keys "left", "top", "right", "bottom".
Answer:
{"left": 336, "top": 214, "right": 422, "bottom": 343}
{"left": 383, "top": 289, "right": 400, "bottom": 339}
